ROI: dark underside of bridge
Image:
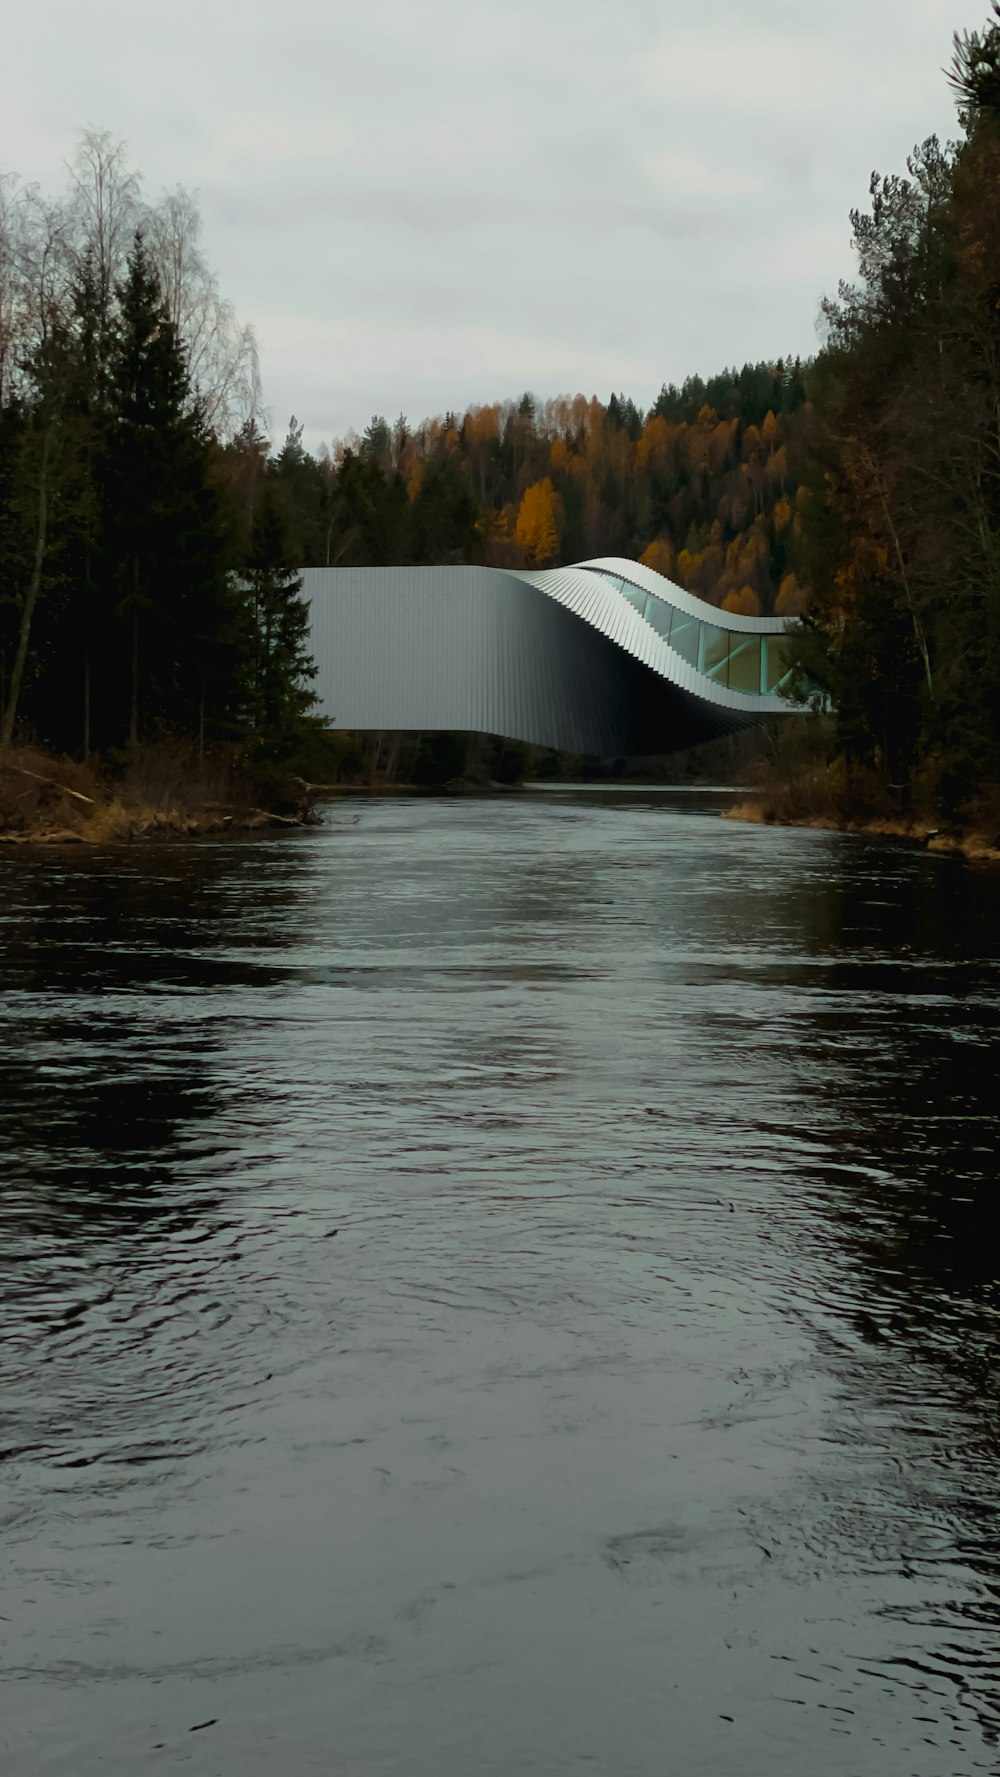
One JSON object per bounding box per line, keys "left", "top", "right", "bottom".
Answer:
{"left": 596, "top": 652, "right": 777, "bottom": 757}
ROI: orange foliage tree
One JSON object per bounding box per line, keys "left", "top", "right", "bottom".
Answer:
{"left": 640, "top": 537, "right": 674, "bottom": 579}
{"left": 515, "top": 477, "right": 563, "bottom": 564}
{"left": 315, "top": 360, "right": 815, "bottom": 604}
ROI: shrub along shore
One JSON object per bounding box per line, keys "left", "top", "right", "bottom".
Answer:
{"left": 726, "top": 795, "right": 1000, "bottom": 864}
{"left": 0, "top": 745, "right": 319, "bottom": 844}
{"left": 721, "top": 725, "right": 1000, "bottom": 863}
{"left": 10, "top": 27, "right": 1000, "bottom": 839}
{"left": 5, "top": 732, "right": 1000, "bottom": 862}
{"left": 0, "top": 731, "right": 532, "bottom": 843}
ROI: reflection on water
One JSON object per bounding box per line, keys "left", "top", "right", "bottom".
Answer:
{"left": 2, "top": 798, "right": 999, "bottom": 1776}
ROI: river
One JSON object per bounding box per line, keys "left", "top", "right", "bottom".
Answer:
{"left": 2, "top": 791, "right": 999, "bottom": 1776}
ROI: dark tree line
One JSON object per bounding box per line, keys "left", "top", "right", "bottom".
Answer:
{"left": 275, "top": 367, "right": 816, "bottom": 620}
{"left": 2, "top": 140, "right": 820, "bottom": 769}
{"left": 0, "top": 139, "right": 311, "bottom": 765}
{"left": 9, "top": 7, "right": 1000, "bottom": 826}
{"left": 786, "top": 5, "right": 1000, "bottom": 815}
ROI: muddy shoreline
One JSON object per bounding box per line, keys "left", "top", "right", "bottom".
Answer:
{"left": 0, "top": 748, "right": 316, "bottom": 847}
{"left": 725, "top": 794, "right": 1000, "bottom": 864}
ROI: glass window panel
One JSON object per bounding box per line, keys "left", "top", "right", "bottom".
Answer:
{"left": 727, "top": 636, "right": 761, "bottom": 694}
{"left": 643, "top": 597, "right": 674, "bottom": 641}
{"left": 669, "top": 615, "right": 699, "bottom": 665}
{"left": 619, "top": 583, "right": 647, "bottom": 617}
{"left": 764, "top": 635, "right": 792, "bottom": 693}
{"left": 702, "top": 625, "right": 729, "bottom": 682}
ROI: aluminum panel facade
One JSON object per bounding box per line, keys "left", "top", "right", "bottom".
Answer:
{"left": 303, "top": 560, "right": 799, "bottom": 758}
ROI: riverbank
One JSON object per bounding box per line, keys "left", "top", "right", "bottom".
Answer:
{"left": 0, "top": 747, "right": 312, "bottom": 845}
{"left": 726, "top": 774, "right": 1000, "bottom": 864}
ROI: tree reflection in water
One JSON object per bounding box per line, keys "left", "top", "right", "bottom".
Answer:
{"left": 2, "top": 805, "right": 1000, "bottom": 1776}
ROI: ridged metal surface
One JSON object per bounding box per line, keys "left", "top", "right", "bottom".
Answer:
{"left": 303, "top": 560, "right": 798, "bottom": 757}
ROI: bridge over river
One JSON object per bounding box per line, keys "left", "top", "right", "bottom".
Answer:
{"left": 304, "top": 556, "right": 799, "bottom": 755}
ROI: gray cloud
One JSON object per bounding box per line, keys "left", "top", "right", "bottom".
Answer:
{"left": 4, "top": 0, "right": 971, "bottom": 444}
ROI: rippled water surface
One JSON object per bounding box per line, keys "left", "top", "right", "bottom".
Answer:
{"left": 2, "top": 792, "right": 1000, "bottom": 1775}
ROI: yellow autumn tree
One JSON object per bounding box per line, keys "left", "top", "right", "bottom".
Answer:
{"left": 775, "top": 572, "right": 805, "bottom": 615}
{"left": 726, "top": 525, "right": 768, "bottom": 588}
{"left": 464, "top": 405, "right": 499, "bottom": 447}
{"left": 550, "top": 435, "right": 570, "bottom": 475}
{"left": 766, "top": 444, "right": 789, "bottom": 489}
{"left": 710, "top": 417, "right": 738, "bottom": 473}
{"left": 476, "top": 507, "right": 509, "bottom": 543}
{"left": 640, "top": 537, "right": 674, "bottom": 578}
{"left": 675, "top": 547, "right": 700, "bottom": 588}
{"left": 637, "top": 416, "right": 670, "bottom": 471}
{"left": 742, "top": 424, "right": 763, "bottom": 462}
{"left": 722, "top": 584, "right": 761, "bottom": 617}
{"left": 515, "top": 477, "right": 562, "bottom": 564}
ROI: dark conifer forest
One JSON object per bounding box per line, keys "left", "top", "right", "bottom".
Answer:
{"left": 0, "top": 137, "right": 312, "bottom": 768}
{"left": 4, "top": 9, "right": 1000, "bottom": 823}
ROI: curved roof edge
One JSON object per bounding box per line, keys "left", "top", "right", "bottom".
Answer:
{"left": 576, "top": 557, "right": 788, "bottom": 634}
{"left": 507, "top": 562, "right": 797, "bottom": 716}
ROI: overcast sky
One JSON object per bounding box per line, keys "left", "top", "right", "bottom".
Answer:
{"left": 3, "top": 0, "right": 976, "bottom": 446}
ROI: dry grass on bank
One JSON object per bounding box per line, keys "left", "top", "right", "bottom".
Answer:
{"left": 727, "top": 758, "right": 1000, "bottom": 864}
{"left": 0, "top": 744, "right": 304, "bottom": 845}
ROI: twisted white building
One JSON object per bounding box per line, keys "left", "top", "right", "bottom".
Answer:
{"left": 303, "top": 556, "right": 798, "bottom": 757}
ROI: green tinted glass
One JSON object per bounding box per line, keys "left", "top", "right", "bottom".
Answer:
{"left": 619, "top": 583, "right": 648, "bottom": 617}
{"left": 643, "top": 598, "right": 674, "bottom": 641}
{"left": 702, "top": 625, "right": 729, "bottom": 682}
{"left": 764, "top": 635, "right": 792, "bottom": 693}
{"left": 727, "top": 636, "right": 762, "bottom": 694}
{"left": 669, "top": 615, "right": 699, "bottom": 665}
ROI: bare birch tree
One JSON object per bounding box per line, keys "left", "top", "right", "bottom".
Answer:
{"left": 66, "top": 131, "right": 141, "bottom": 338}
{"left": 0, "top": 199, "right": 77, "bottom": 748}
{"left": 144, "top": 186, "right": 261, "bottom": 438}
{"left": 0, "top": 173, "right": 29, "bottom": 406}
{"left": 63, "top": 132, "right": 262, "bottom": 437}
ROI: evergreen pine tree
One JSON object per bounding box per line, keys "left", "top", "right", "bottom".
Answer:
{"left": 408, "top": 456, "right": 478, "bottom": 564}
{"left": 28, "top": 252, "right": 114, "bottom": 756}
{"left": 271, "top": 417, "right": 333, "bottom": 564}
{"left": 101, "top": 233, "right": 233, "bottom": 749}
{"left": 243, "top": 476, "right": 316, "bottom": 748}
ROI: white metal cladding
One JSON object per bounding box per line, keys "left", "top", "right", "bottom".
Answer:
{"left": 574, "top": 557, "right": 788, "bottom": 634}
{"left": 516, "top": 561, "right": 790, "bottom": 711}
{"left": 302, "top": 561, "right": 799, "bottom": 757}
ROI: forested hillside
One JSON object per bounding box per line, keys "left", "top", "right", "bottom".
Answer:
{"left": 263, "top": 363, "right": 815, "bottom": 620}
{"left": 782, "top": 4, "right": 1000, "bottom": 821}
{"left": 0, "top": 135, "right": 313, "bottom": 764}
{"left": 1, "top": 122, "right": 821, "bottom": 765}
{"left": 6, "top": 5, "right": 1000, "bottom": 833}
